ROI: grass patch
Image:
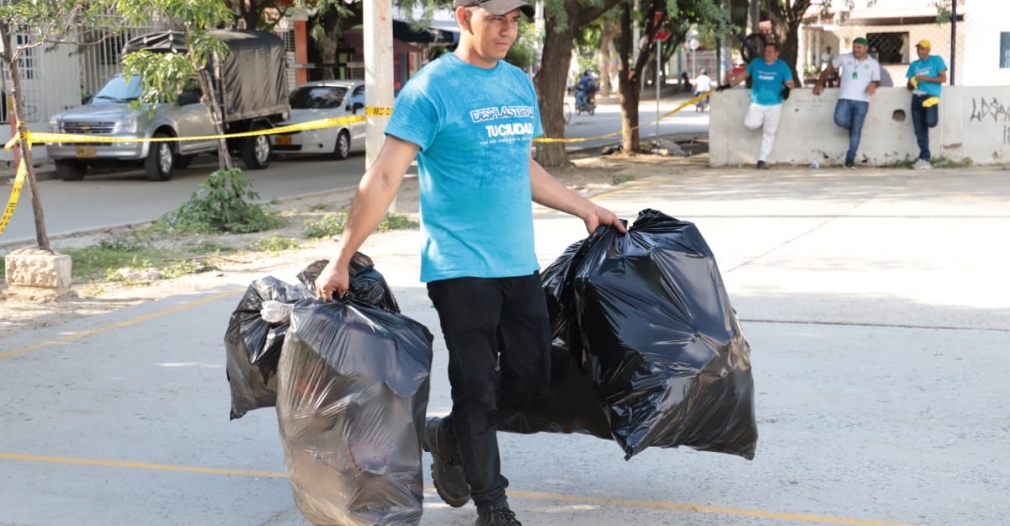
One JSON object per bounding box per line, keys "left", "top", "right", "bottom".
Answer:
{"left": 931, "top": 156, "right": 973, "bottom": 169}
{"left": 309, "top": 202, "right": 332, "bottom": 212}
{"left": 377, "top": 213, "right": 419, "bottom": 232}
{"left": 161, "top": 259, "right": 218, "bottom": 279}
{"left": 303, "top": 213, "right": 345, "bottom": 239}
{"left": 887, "top": 156, "right": 973, "bottom": 169}
{"left": 612, "top": 174, "right": 636, "bottom": 185}
{"left": 887, "top": 156, "right": 916, "bottom": 169}
{"left": 65, "top": 244, "right": 181, "bottom": 282}
{"left": 255, "top": 235, "right": 302, "bottom": 252}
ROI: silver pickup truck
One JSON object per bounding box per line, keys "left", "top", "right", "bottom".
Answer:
{"left": 46, "top": 29, "right": 290, "bottom": 182}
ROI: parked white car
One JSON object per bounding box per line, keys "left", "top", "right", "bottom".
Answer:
{"left": 272, "top": 80, "right": 366, "bottom": 160}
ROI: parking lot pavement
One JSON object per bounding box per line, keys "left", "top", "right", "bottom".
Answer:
{"left": 2, "top": 166, "right": 1008, "bottom": 526}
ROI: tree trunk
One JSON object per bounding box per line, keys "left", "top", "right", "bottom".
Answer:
{"left": 617, "top": 6, "right": 641, "bottom": 153}
{"left": 766, "top": 0, "right": 807, "bottom": 84}
{"left": 198, "top": 69, "right": 233, "bottom": 171}
{"left": 0, "top": 22, "right": 50, "bottom": 250}
{"left": 599, "top": 21, "right": 618, "bottom": 97}
{"left": 534, "top": 15, "right": 575, "bottom": 168}
{"left": 536, "top": 0, "right": 624, "bottom": 167}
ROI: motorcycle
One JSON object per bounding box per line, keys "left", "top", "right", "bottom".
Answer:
{"left": 575, "top": 90, "right": 597, "bottom": 116}
{"left": 695, "top": 92, "right": 709, "bottom": 112}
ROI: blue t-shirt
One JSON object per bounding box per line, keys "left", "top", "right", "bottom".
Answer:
{"left": 385, "top": 53, "right": 544, "bottom": 283}
{"left": 746, "top": 59, "right": 793, "bottom": 106}
{"left": 906, "top": 55, "right": 947, "bottom": 97}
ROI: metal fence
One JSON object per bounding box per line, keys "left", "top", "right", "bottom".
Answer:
{"left": 798, "top": 0, "right": 1008, "bottom": 88}
{"left": 1, "top": 18, "right": 297, "bottom": 125}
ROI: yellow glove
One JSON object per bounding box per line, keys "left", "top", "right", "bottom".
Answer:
{"left": 922, "top": 97, "right": 940, "bottom": 108}
{"left": 909, "top": 77, "right": 918, "bottom": 89}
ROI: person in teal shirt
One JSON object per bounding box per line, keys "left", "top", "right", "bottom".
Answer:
{"left": 312, "top": 1, "right": 625, "bottom": 525}
{"left": 905, "top": 39, "right": 947, "bottom": 169}
{"left": 718, "top": 42, "right": 795, "bottom": 169}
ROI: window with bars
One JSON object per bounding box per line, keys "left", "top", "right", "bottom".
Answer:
{"left": 16, "top": 33, "right": 35, "bottom": 80}
{"left": 866, "top": 32, "right": 909, "bottom": 65}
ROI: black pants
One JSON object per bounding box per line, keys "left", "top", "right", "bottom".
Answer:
{"left": 426, "top": 273, "right": 551, "bottom": 511}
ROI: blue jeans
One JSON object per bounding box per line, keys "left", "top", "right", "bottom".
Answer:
{"left": 911, "top": 94, "right": 939, "bottom": 161}
{"left": 426, "top": 273, "right": 551, "bottom": 512}
{"left": 833, "top": 99, "right": 869, "bottom": 164}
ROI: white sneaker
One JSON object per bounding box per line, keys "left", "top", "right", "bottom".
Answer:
{"left": 912, "top": 159, "right": 933, "bottom": 170}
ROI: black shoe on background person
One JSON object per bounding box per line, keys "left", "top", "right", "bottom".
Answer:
{"left": 756, "top": 160, "right": 769, "bottom": 170}
{"left": 422, "top": 417, "right": 470, "bottom": 507}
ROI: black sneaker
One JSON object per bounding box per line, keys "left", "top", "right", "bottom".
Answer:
{"left": 422, "top": 417, "right": 470, "bottom": 507}
{"left": 475, "top": 504, "right": 522, "bottom": 526}
{"left": 844, "top": 159, "right": 855, "bottom": 169}
{"left": 756, "top": 160, "right": 769, "bottom": 170}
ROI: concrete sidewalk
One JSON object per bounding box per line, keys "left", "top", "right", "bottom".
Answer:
{"left": 1, "top": 165, "right": 1008, "bottom": 526}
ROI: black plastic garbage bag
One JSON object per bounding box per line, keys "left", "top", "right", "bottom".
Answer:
{"left": 501, "top": 209, "right": 757, "bottom": 460}
{"left": 277, "top": 299, "right": 434, "bottom": 526}
{"left": 224, "top": 254, "right": 399, "bottom": 420}
{"left": 225, "top": 277, "right": 313, "bottom": 419}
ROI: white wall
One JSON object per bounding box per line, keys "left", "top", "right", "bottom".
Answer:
{"left": 962, "top": 0, "right": 1010, "bottom": 86}
{"left": 710, "top": 86, "right": 1010, "bottom": 166}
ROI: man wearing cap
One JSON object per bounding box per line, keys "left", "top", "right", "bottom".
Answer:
{"left": 813, "top": 37, "right": 881, "bottom": 169}
{"left": 717, "top": 42, "right": 795, "bottom": 169}
{"left": 312, "top": 1, "right": 626, "bottom": 525}
{"left": 905, "top": 39, "right": 947, "bottom": 169}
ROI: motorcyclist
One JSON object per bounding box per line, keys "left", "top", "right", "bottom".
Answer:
{"left": 694, "top": 69, "right": 712, "bottom": 111}
{"left": 575, "top": 70, "right": 597, "bottom": 111}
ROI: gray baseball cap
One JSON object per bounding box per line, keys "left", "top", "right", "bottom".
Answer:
{"left": 453, "top": 0, "right": 535, "bottom": 18}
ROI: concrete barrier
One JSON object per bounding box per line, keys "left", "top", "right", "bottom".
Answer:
{"left": 710, "top": 86, "right": 1010, "bottom": 167}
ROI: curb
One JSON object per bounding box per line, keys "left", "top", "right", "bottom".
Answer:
{"left": 0, "top": 165, "right": 58, "bottom": 185}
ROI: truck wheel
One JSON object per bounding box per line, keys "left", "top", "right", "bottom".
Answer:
{"left": 55, "top": 160, "right": 87, "bottom": 181}
{"left": 331, "top": 130, "right": 351, "bottom": 160}
{"left": 145, "top": 133, "right": 175, "bottom": 181}
{"left": 242, "top": 129, "right": 271, "bottom": 170}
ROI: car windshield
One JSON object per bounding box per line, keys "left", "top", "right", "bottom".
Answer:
{"left": 91, "top": 75, "right": 142, "bottom": 104}
{"left": 290, "top": 86, "right": 348, "bottom": 109}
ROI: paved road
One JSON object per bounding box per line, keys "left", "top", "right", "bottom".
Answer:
{"left": 562, "top": 94, "right": 710, "bottom": 150}
{"left": 1, "top": 95, "right": 707, "bottom": 248}
{"left": 2, "top": 164, "right": 1008, "bottom": 526}
{"left": 0, "top": 154, "right": 368, "bottom": 247}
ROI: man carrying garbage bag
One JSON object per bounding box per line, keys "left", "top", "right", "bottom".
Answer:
{"left": 313, "top": 1, "right": 625, "bottom": 524}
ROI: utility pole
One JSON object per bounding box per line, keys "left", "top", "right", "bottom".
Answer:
{"left": 364, "top": 0, "right": 394, "bottom": 171}
{"left": 364, "top": 0, "right": 395, "bottom": 208}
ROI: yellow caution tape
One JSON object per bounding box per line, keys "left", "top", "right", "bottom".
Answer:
{"left": 534, "top": 90, "right": 711, "bottom": 144}
{"left": 3, "top": 115, "right": 367, "bottom": 148}
{"left": 0, "top": 152, "right": 27, "bottom": 237}
{"left": 366, "top": 107, "right": 393, "bottom": 117}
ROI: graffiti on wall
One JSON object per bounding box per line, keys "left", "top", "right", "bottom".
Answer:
{"left": 970, "top": 97, "right": 1010, "bottom": 124}
{"left": 969, "top": 97, "right": 1010, "bottom": 147}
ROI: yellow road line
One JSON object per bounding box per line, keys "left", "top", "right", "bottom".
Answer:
{"left": 0, "top": 451, "right": 921, "bottom": 526}
{"left": 0, "top": 452, "right": 285, "bottom": 478}
{"left": 508, "top": 489, "right": 921, "bottom": 526}
{"left": 0, "top": 289, "right": 243, "bottom": 359}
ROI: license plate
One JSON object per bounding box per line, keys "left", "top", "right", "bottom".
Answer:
{"left": 75, "top": 146, "right": 96, "bottom": 158}
{"left": 275, "top": 135, "right": 292, "bottom": 146}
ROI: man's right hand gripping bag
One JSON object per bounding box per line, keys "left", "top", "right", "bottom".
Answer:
{"left": 276, "top": 298, "right": 434, "bottom": 526}
{"left": 552, "top": 209, "right": 757, "bottom": 460}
